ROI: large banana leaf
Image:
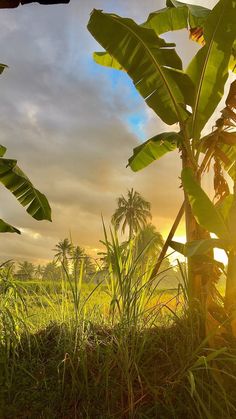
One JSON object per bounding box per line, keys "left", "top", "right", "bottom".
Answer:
{"left": 170, "top": 238, "right": 228, "bottom": 257}
{"left": 144, "top": 1, "right": 210, "bottom": 36}
{"left": 128, "top": 132, "right": 181, "bottom": 171}
{"left": 94, "top": 1, "right": 210, "bottom": 71}
{"left": 0, "top": 219, "right": 20, "bottom": 234}
{"left": 216, "top": 195, "right": 234, "bottom": 221}
{"left": 182, "top": 167, "right": 229, "bottom": 240}
{"left": 88, "top": 10, "right": 193, "bottom": 125}
{"left": 0, "top": 63, "right": 8, "bottom": 74}
{"left": 186, "top": 0, "right": 236, "bottom": 140}
{"left": 229, "top": 41, "right": 236, "bottom": 73}
{"left": 0, "top": 145, "right": 6, "bottom": 157}
{"left": 0, "top": 158, "right": 51, "bottom": 221}
{"left": 201, "top": 139, "right": 236, "bottom": 180}
{"left": 93, "top": 51, "right": 123, "bottom": 70}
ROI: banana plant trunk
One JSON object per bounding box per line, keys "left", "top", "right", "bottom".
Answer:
{"left": 225, "top": 250, "right": 236, "bottom": 312}
{"left": 182, "top": 148, "right": 214, "bottom": 316}
{"left": 225, "top": 173, "right": 236, "bottom": 329}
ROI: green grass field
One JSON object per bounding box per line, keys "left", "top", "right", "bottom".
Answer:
{"left": 1, "top": 267, "right": 235, "bottom": 419}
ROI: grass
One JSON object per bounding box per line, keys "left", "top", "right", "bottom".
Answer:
{"left": 1, "top": 235, "right": 236, "bottom": 418}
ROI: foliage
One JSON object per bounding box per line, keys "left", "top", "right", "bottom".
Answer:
{"left": 53, "top": 238, "right": 72, "bottom": 271}
{"left": 1, "top": 249, "right": 236, "bottom": 418}
{"left": 42, "top": 261, "right": 61, "bottom": 281}
{"left": 16, "top": 261, "right": 35, "bottom": 280}
{"left": 111, "top": 188, "right": 152, "bottom": 240}
{"left": 0, "top": 61, "right": 51, "bottom": 235}
{"left": 88, "top": 0, "right": 236, "bottom": 318}
{"left": 135, "top": 223, "right": 164, "bottom": 262}
{"left": 70, "top": 245, "right": 95, "bottom": 279}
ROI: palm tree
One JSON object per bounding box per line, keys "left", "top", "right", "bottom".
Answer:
{"left": 53, "top": 238, "right": 72, "bottom": 271}
{"left": 42, "top": 262, "right": 61, "bottom": 281}
{"left": 70, "top": 245, "right": 85, "bottom": 280}
{"left": 112, "top": 188, "right": 152, "bottom": 240}
{"left": 70, "top": 245, "right": 95, "bottom": 280}
{"left": 17, "top": 261, "right": 35, "bottom": 280}
{"left": 136, "top": 223, "right": 163, "bottom": 259}
{"left": 35, "top": 264, "right": 44, "bottom": 279}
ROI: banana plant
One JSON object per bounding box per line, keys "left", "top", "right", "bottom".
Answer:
{"left": 171, "top": 167, "right": 236, "bottom": 327}
{"left": 0, "top": 65, "right": 51, "bottom": 234}
{"left": 88, "top": 0, "right": 236, "bottom": 312}
{"left": 0, "top": 144, "right": 51, "bottom": 233}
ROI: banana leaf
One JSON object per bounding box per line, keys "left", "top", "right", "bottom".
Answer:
{"left": 0, "top": 219, "right": 20, "bottom": 234}
{"left": 145, "top": 1, "right": 210, "bottom": 35}
{"left": 0, "top": 64, "right": 8, "bottom": 74}
{"left": 0, "top": 145, "right": 7, "bottom": 157}
{"left": 186, "top": 0, "right": 236, "bottom": 140}
{"left": 170, "top": 238, "right": 228, "bottom": 257}
{"left": 182, "top": 167, "right": 229, "bottom": 240}
{"left": 0, "top": 158, "right": 51, "bottom": 221}
{"left": 128, "top": 132, "right": 181, "bottom": 171}
{"left": 88, "top": 9, "right": 193, "bottom": 125}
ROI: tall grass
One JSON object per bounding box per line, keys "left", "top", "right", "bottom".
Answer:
{"left": 1, "top": 235, "right": 236, "bottom": 418}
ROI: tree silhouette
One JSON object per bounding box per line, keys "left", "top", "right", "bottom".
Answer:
{"left": 53, "top": 238, "right": 72, "bottom": 271}
{"left": 112, "top": 189, "right": 151, "bottom": 240}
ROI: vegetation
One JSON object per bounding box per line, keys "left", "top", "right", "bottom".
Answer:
{"left": 112, "top": 188, "right": 152, "bottom": 240}
{"left": 88, "top": 0, "right": 236, "bottom": 334}
{"left": 1, "top": 0, "right": 236, "bottom": 417}
{"left": 0, "top": 67, "right": 51, "bottom": 234}
{"left": 0, "top": 233, "right": 235, "bottom": 419}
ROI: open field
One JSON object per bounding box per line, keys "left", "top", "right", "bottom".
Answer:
{"left": 1, "top": 271, "right": 235, "bottom": 419}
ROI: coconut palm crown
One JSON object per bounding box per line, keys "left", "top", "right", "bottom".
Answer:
{"left": 53, "top": 238, "right": 72, "bottom": 267}
{"left": 111, "top": 188, "right": 152, "bottom": 240}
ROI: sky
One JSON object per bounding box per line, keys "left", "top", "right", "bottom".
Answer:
{"left": 0, "top": 0, "right": 222, "bottom": 265}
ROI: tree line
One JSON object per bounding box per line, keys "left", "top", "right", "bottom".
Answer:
{"left": 1, "top": 189, "right": 168, "bottom": 282}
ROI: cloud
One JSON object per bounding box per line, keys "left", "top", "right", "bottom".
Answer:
{"left": 0, "top": 0, "right": 218, "bottom": 263}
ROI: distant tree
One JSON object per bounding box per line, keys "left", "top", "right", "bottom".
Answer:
{"left": 42, "top": 262, "right": 61, "bottom": 281}
{"left": 98, "top": 239, "right": 128, "bottom": 270}
{"left": 70, "top": 245, "right": 95, "bottom": 280}
{"left": 53, "top": 238, "right": 72, "bottom": 270}
{"left": 70, "top": 245, "right": 84, "bottom": 280}
{"left": 16, "top": 261, "right": 35, "bottom": 280}
{"left": 0, "top": 260, "right": 15, "bottom": 279}
{"left": 112, "top": 188, "right": 152, "bottom": 240}
{"left": 35, "top": 264, "right": 44, "bottom": 279}
{"left": 136, "top": 223, "right": 164, "bottom": 259}
{"left": 83, "top": 255, "right": 96, "bottom": 278}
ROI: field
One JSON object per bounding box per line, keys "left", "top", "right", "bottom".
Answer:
{"left": 1, "top": 264, "right": 235, "bottom": 419}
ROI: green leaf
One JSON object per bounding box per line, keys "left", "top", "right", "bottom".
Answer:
{"left": 88, "top": 9, "right": 192, "bottom": 125}
{"left": 93, "top": 51, "right": 123, "bottom": 70}
{"left": 182, "top": 168, "right": 229, "bottom": 240}
{"left": 128, "top": 132, "right": 181, "bottom": 172}
{"left": 170, "top": 238, "right": 228, "bottom": 257}
{"left": 92, "top": 2, "right": 209, "bottom": 73}
{"left": 0, "top": 219, "right": 20, "bottom": 234}
{"left": 0, "top": 63, "right": 8, "bottom": 75}
{"left": 188, "top": 371, "right": 196, "bottom": 397}
{"left": 0, "top": 158, "right": 51, "bottom": 221}
{"left": 186, "top": 0, "right": 236, "bottom": 139}
{"left": 214, "top": 143, "right": 236, "bottom": 180}
{"left": 229, "top": 40, "right": 236, "bottom": 73}
{"left": 215, "top": 194, "right": 234, "bottom": 221}
{"left": 193, "top": 347, "right": 227, "bottom": 368}
{"left": 0, "top": 145, "right": 7, "bottom": 157}
{"left": 145, "top": 2, "right": 210, "bottom": 36}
